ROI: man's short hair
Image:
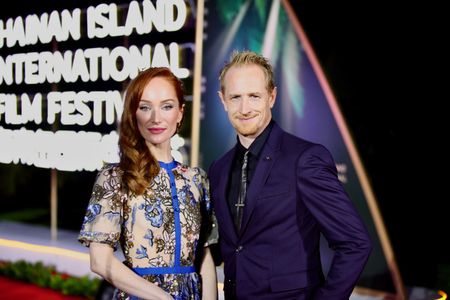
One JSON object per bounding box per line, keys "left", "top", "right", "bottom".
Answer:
{"left": 219, "top": 50, "right": 275, "bottom": 93}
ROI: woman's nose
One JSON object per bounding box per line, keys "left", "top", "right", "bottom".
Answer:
{"left": 150, "top": 109, "right": 161, "bottom": 123}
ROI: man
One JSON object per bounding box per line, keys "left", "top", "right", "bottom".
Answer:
{"left": 208, "top": 50, "right": 372, "bottom": 300}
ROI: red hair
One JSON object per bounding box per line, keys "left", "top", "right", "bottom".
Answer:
{"left": 118, "top": 67, "right": 185, "bottom": 195}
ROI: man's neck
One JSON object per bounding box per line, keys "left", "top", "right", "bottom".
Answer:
{"left": 237, "top": 135, "right": 254, "bottom": 149}
{"left": 237, "top": 120, "right": 273, "bottom": 149}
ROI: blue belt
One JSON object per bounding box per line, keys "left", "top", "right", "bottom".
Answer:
{"left": 133, "top": 266, "right": 195, "bottom": 275}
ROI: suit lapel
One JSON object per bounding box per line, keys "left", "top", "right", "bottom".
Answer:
{"left": 215, "top": 147, "right": 239, "bottom": 241}
{"left": 239, "top": 124, "right": 282, "bottom": 237}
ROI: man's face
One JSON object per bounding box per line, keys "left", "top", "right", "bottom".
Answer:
{"left": 219, "top": 64, "right": 276, "bottom": 140}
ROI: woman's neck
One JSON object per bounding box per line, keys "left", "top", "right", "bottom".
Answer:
{"left": 148, "top": 143, "right": 172, "bottom": 163}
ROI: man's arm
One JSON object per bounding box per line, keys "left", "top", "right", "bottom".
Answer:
{"left": 297, "top": 144, "right": 373, "bottom": 300}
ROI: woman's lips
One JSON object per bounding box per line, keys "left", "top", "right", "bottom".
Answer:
{"left": 148, "top": 128, "right": 165, "bottom": 134}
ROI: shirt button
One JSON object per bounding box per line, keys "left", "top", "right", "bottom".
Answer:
{"left": 236, "top": 245, "right": 243, "bottom": 253}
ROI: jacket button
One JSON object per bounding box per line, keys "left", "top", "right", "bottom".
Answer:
{"left": 236, "top": 245, "right": 243, "bottom": 253}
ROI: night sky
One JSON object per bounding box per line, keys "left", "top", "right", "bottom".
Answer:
{"left": 292, "top": 1, "right": 447, "bottom": 290}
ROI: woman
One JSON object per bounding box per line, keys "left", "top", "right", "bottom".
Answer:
{"left": 78, "top": 67, "right": 218, "bottom": 300}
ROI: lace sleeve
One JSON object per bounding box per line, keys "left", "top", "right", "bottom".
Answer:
{"left": 78, "top": 164, "right": 125, "bottom": 249}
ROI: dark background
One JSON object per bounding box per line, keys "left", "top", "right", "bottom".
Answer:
{"left": 292, "top": 1, "right": 447, "bottom": 290}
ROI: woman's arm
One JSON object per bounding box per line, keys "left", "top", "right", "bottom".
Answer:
{"left": 89, "top": 243, "right": 172, "bottom": 300}
{"left": 199, "top": 247, "right": 217, "bottom": 300}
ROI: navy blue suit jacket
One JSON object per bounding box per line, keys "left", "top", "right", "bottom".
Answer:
{"left": 208, "top": 122, "right": 372, "bottom": 300}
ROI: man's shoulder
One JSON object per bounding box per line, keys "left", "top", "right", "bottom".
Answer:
{"left": 208, "top": 147, "right": 235, "bottom": 177}
{"left": 270, "top": 122, "right": 312, "bottom": 145}
{"left": 211, "top": 148, "right": 234, "bottom": 167}
{"left": 278, "top": 129, "right": 317, "bottom": 149}
{"left": 275, "top": 127, "right": 330, "bottom": 158}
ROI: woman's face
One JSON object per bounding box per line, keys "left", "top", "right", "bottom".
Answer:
{"left": 135, "top": 77, "right": 183, "bottom": 149}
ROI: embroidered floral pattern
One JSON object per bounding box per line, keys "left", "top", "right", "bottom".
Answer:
{"left": 78, "top": 162, "right": 217, "bottom": 299}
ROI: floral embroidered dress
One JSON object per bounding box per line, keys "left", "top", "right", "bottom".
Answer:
{"left": 78, "top": 161, "right": 218, "bottom": 300}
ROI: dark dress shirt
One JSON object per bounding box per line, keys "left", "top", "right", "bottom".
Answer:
{"left": 226, "top": 120, "right": 274, "bottom": 230}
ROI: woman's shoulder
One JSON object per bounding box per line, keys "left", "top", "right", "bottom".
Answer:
{"left": 176, "top": 162, "right": 207, "bottom": 177}
{"left": 98, "top": 162, "right": 121, "bottom": 173}
{"left": 95, "top": 163, "right": 123, "bottom": 181}
{"left": 177, "top": 163, "right": 208, "bottom": 182}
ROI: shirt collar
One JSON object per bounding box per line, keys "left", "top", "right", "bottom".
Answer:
{"left": 236, "top": 119, "right": 274, "bottom": 157}
{"left": 158, "top": 160, "right": 177, "bottom": 170}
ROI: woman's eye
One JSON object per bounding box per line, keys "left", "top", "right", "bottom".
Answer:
{"left": 162, "top": 104, "right": 174, "bottom": 110}
{"left": 139, "top": 105, "right": 151, "bottom": 111}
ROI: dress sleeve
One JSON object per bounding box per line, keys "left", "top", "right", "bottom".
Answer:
{"left": 195, "top": 167, "right": 219, "bottom": 247}
{"left": 78, "top": 164, "right": 124, "bottom": 249}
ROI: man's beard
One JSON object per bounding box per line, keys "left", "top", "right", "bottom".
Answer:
{"left": 232, "top": 118, "right": 259, "bottom": 137}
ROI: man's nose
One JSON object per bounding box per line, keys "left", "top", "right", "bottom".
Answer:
{"left": 239, "top": 98, "right": 251, "bottom": 114}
